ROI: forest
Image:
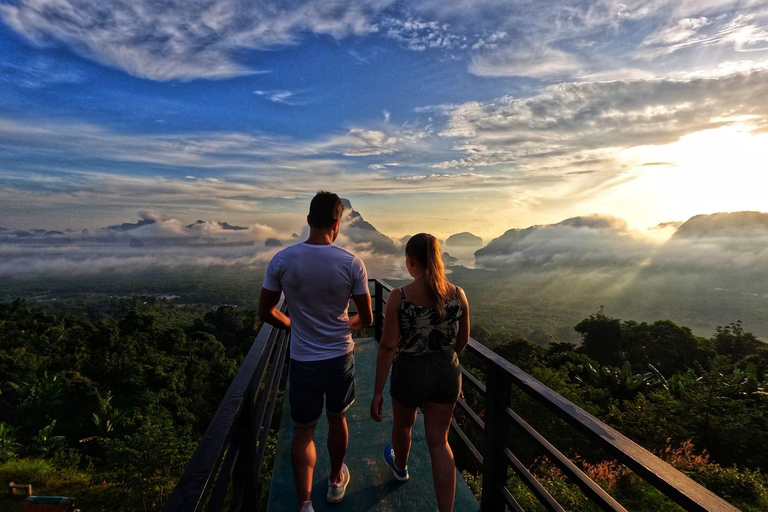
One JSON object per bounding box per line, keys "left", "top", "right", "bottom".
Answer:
{"left": 1, "top": 297, "right": 767, "bottom": 511}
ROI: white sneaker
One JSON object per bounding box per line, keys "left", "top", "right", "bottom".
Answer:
{"left": 299, "top": 501, "right": 314, "bottom": 512}
{"left": 326, "top": 463, "right": 350, "bottom": 503}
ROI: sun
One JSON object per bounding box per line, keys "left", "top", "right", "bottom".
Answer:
{"left": 608, "top": 122, "right": 768, "bottom": 228}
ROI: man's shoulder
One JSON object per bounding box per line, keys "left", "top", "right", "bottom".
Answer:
{"left": 328, "top": 244, "right": 358, "bottom": 259}
{"left": 330, "top": 245, "right": 367, "bottom": 268}
{"left": 271, "top": 243, "right": 305, "bottom": 259}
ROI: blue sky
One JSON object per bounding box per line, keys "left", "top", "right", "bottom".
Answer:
{"left": 1, "top": 0, "right": 768, "bottom": 240}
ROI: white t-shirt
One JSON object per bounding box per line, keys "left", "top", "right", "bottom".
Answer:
{"left": 262, "top": 243, "right": 369, "bottom": 361}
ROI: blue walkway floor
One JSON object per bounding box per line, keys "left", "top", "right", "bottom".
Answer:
{"left": 266, "top": 338, "right": 481, "bottom": 512}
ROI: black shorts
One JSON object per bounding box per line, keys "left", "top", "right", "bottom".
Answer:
{"left": 390, "top": 349, "right": 461, "bottom": 409}
{"left": 289, "top": 352, "right": 355, "bottom": 428}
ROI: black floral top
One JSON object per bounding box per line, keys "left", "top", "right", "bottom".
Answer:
{"left": 397, "top": 286, "right": 462, "bottom": 355}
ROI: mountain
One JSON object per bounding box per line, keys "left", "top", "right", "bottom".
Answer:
{"left": 649, "top": 221, "right": 684, "bottom": 231}
{"left": 673, "top": 211, "right": 768, "bottom": 238}
{"left": 340, "top": 198, "right": 399, "bottom": 255}
{"left": 107, "top": 218, "right": 157, "bottom": 232}
{"left": 185, "top": 220, "right": 248, "bottom": 231}
{"left": 474, "top": 215, "right": 635, "bottom": 268}
{"left": 446, "top": 232, "right": 483, "bottom": 247}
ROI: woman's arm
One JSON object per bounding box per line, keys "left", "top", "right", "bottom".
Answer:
{"left": 370, "top": 290, "right": 401, "bottom": 422}
{"left": 454, "top": 286, "right": 470, "bottom": 355}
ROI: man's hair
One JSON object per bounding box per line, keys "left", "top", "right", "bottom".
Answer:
{"left": 308, "top": 191, "right": 344, "bottom": 229}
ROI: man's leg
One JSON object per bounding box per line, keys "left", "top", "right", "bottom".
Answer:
{"left": 292, "top": 424, "right": 317, "bottom": 510}
{"left": 326, "top": 411, "right": 349, "bottom": 483}
{"left": 325, "top": 351, "right": 355, "bottom": 485}
{"left": 288, "top": 358, "right": 324, "bottom": 510}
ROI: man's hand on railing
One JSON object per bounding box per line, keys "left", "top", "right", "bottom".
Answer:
{"left": 347, "top": 313, "right": 368, "bottom": 331}
{"left": 370, "top": 392, "right": 384, "bottom": 422}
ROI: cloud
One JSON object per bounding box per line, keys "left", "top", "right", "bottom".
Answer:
{"left": 315, "top": 125, "right": 430, "bottom": 157}
{"left": 469, "top": 45, "right": 583, "bottom": 78}
{"left": 378, "top": 16, "right": 468, "bottom": 51}
{"left": 433, "top": 68, "right": 768, "bottom": 174}
{"left": 0, "top": 56, "right": 84, "bottom": 88}
{"left": 254, "top": 90, "right": 296, "bottom": 104}
{"left": 475, "top": 215, "right": 655, "bottom": 269}
{"left": 0, "top": 0, "right": 391, "bottom": 81}
{"left": 0, "top": 241, "right": 282, "bottom": 277}
{"left": 475, "top": 211, "right": 768, "bottom": 279}
{"left": 637, "top": 10, "right": 768, "bottom": 59}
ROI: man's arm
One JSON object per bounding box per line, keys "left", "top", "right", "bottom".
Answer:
{"left": 348, "top": 292, "right": 373, "bottom": 331}
{"left": 258, "top": 287, "right": 290, "bottom": 330}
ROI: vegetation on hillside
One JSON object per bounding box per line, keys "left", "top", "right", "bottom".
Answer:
{"left": 1, "top": 296, "right": 766, "bottom": 510}
{"left": 0, "top": 298, "right": 259, "bottom": 511}
{"left": 459, "top": 313, "right": 768, "bottom": 511}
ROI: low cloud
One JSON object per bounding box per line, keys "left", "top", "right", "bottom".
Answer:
{"left": 476, "top": 211, "right": 768, "bottom": 277}
{"left": 475, "top": 215, "right": 655, "bottom": 269}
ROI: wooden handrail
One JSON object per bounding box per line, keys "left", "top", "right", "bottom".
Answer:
{"left": 368, "top": 278, "right": 741, "bottom": 512}
{"left": 169, "top": 279, "right": 741, "bottom": 512}
{"left": 166, "top": 297, "right": 288, "bottom": 512}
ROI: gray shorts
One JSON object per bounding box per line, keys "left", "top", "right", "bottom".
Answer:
{"left": 289, "top": 352, "right": 355, "bottom": 428}
{"left": 390, "top": 349, "right": 461, "bottom": 409}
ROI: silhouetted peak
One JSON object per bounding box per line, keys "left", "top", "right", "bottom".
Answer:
{"left": 675, "top": 211, "right": 768, "bottom": 238}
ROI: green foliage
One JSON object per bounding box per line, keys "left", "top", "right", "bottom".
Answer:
{"left": 465, "top": 314, "right": 768, "bottom": 511}
{"left": 32, "top": 420, "right": 66, "bottom": 457}
{"left": 0, "top": 297, "right": 257, "bottom": 511}
{"left": 0, "top": 422, "right": 19, "bottom": 462}
{"left": 714, "top": 321, "right": 762, "bottom": 362}
{"left": 98, "top": 418, "right": 195, "bottom": 512}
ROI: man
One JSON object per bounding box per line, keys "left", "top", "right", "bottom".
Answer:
{"left": 259, "top": 191, "right": 373, "bottom": 512}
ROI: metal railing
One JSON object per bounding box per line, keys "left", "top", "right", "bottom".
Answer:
{"left": 166, "top": 297, "right": 290, "bottom": 512}
{"left": 370, "top": 278, "right": 741, "bottom": 512}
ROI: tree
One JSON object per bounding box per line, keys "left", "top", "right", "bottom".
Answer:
{"left": 574, "top": 307, "right": 624, "bottom": 367}
{"left": 713, "top": 321, "right": 761, "bottom": 362}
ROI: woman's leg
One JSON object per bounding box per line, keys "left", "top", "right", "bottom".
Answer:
{"left": 422, "top": 401, "right": 456, "bottom": 512}
{"left": 391, "top": 397, "right": 417, "bottom": 469}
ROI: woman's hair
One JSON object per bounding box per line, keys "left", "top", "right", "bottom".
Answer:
{"left": 405, "top": 233, "right": 451, "bottom": 318}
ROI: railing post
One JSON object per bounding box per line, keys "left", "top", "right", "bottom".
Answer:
{"left": 481, "top": 363, "right": 512, "bottom": 512}
{"left": 230, "top": 384, "right": 257, "bottom": 511}
{"left": 374, "top": 280, "right": 384, "bottom": 342}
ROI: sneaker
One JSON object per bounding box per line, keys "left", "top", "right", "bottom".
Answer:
{"left": 383, "top": 444, "right": 409, "bottom": 481}
{"left": 299, "top": 501, "right": 314, "bottom": 512}
{"left": 327, "top": 463, "right": 350, "bottom": 503}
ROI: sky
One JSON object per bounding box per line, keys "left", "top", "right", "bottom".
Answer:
{"left": 1, "top": 0, "right": 768, "bottom": 242}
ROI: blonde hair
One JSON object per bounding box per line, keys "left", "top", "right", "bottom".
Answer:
{"left": 405, "top": 233, "right": 451, "bottom": 318}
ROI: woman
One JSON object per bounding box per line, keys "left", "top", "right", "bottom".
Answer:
{"left": 370, "top": 233, "right": 470, "bottom": 512}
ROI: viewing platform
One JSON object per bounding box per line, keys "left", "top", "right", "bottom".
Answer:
{"left": 166, "top": 279, "right": 742, "bottom": 512}
{"left": 265, "top": 337, "right": 480, "bottom": 511}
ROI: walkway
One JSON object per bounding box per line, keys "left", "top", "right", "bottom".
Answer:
{"left": 266, "top": 338, "right": 481, "bottom": 512}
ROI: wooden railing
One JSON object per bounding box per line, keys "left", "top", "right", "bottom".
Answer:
{"left": 165, "top": 297, "right": 290, "bottom": 512}
{"left": 371, "top": 278, "right": 741, "bottom": 512}
{"left": 168, "top": 279, "right": 741, "bottom": 512}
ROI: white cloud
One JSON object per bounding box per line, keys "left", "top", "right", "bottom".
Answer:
{"left": 435, "top": 68, "right": 768, "bottom": 172}
{"left": 378, "top": 16, "right": 467, "bottom": 51}
{"left": 637, "top": 10, "right": 768, "bottom": 59}
{"left": 254, "top": 90, "right": 296, "bottom": 104}
{"left": 469, "top": 45, "right": 583, "bottom": 78}
{"left": 0, "top": 0, "right": 393, "bottom": 80}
